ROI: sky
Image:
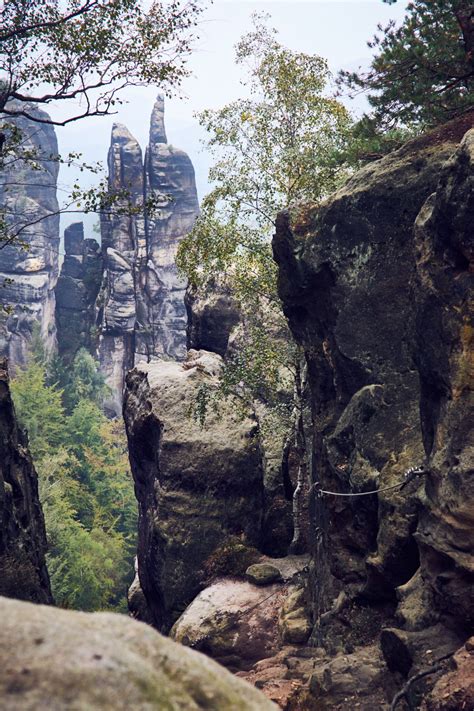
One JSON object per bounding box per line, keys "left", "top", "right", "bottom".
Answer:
{"left": 56, "top": 0, "right": 408, "bottom": 234}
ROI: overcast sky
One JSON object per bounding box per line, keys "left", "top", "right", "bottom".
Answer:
{"left": 57, "top": 0, "right": 408, "bottom": 234}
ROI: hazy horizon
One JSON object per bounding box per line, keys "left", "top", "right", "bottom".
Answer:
{"left": 55, "top": 0, "right": 408, "bottom": 237}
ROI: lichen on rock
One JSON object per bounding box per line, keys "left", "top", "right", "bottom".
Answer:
{"left": 0, "top": 595, "right": 276, "bottom": 710}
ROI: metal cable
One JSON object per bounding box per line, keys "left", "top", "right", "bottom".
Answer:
{"left": 315, "top": 466, "right": 427, "bottom": 498}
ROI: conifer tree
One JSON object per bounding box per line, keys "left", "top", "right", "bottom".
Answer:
{"left": 339, "top": 1, "right": 474, "bottom": 128}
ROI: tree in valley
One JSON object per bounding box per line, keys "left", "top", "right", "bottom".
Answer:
{"left": 177, "top": 14, "right": 352, "bottom": 550}
{"left": 338, "top": 0, "right": 474, "bottom": 155}
{"left": 11, "top": 349, "right": 137, "bottom": 611}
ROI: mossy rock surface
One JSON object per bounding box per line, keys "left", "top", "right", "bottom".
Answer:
{"left": 0, "top": 595, "right": 276, "bottom": 710}
{"left": 246, "top": 563, "right": 282, "bottom": 586}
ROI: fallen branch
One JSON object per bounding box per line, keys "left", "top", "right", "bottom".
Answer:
{"left": 390, "top": 652, "right": 455, "bottom": 711}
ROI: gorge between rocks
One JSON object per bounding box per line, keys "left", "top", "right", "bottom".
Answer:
{"left": 0, "top": 95, "right": 473, "bottom": 711}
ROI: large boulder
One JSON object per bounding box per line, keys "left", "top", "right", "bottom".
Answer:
{"left": 123, "top": 350, "right": 265, "bottom": 631}
{"left": 171, "top": 579, "right": 286, "bottom": 671}
{"left": 0, "top": 360, "right": 52, "bottom": 604}
{"left": 170, "top": 556, "right": 310, "bottom": 672}
{"left": 273, "top": 113, "right": 474, "bottom": 637}
{"left": 0, "top": 595, "right": 276, "bottom": 710}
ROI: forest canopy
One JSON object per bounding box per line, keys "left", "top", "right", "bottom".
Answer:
{"left": 11, "top": 345, "right": 137, "bottom": 611}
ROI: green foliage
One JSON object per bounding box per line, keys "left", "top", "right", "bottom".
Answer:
{"left": 11, "top": 353, "right": 137, "bottom": 612}
{"left": 0, "top": 0, "right": 203, "bottom": 126}
{"left": 338, "top": 1, "right": 474, "bottom": 129}
{"left": 177, "top": 14, "right": 351, "bottom": 412}
{"left": 335, "top": 115, "right": 419, "bottom": 164}
{"left": 10, "top": 360, "right": 67, "bottom": 461}
{"left": 0, "top": 0, "right": 203, "bottom": 286}
{"left": 61, "top": 348, "right": 110, "bottom": 413}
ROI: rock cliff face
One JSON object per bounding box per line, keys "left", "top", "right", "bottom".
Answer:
{"left": 123, "top": 350, "right": 264, "bottom": 632}
{"left": 273, "top": 115, "right": 474, "bottom": 649}
{"left": 413, "top": 127, "right": 474, "bottom": 630}
{"left": 0, "top": 359, "right": 52, "bottom": 604}
{"left": 0, "top": 106, "right": 60, "bottom": 370}
{"left": 185, "top": 283, "right": 295, "bottom": 558}
{"left": 0, "top": 595, "right": 276, "bottom": 710}
{"left": 185, "top": 280, "right": 241, "bottom": 358}
{"left": 55, "top": 222, "right": 102, "bottom": 363}
{"left": 95, "top": 96, "right": 199, "bottom": 415}
{"left": 142, "top": 95, "right": 199, "bottom": 361}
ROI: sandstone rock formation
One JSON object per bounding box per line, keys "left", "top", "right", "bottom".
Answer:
{"left": 185, "top": 281, "right": 295, "bottom": 557}
{"left": 274, "top": 115, "right": 473, "bottom": 626}
{"left": 413, "top": 127, "right": 474, "bottom": 630}
{"left": 95, "top": 96, "right": 199, "bottom": 415}
{"left": 0, "top": 595, "right": 276, "bottom": 710}
{"left": 273, "top": 115, "right": 474, "bottom": 701}
{"left": 0, "top": 106, "right": 60, "bottom": 370}
{"left": 55, "top": 222, "right": 102, "bottom": 363}
{"left": 0, "top": 359, "right": 52, "bottom": 604}
{"left": 171, "top": 555, "right": 309, "bottom": 673}
{"left": 421, "top": 638, "right": 474, "bottom": 711}
{"left": 123, "top": 350, "right": 264, "bottom": 632}
{"left": 98, "top": 121, "right": 145, "bottom": 415}
{"left": 143, "top": 94, "right": 199, "bottom": 361}
{"left": 186, "top": 280, "right": 241, "bottom": 358}
{"left": 171, "top": 579, "right": 286, "bottom": 671}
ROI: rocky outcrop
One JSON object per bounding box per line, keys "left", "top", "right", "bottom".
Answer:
{"left": 412, "top": 127, "right": 474, "bottom": 630}
{"left": 0, "top": 359, "right": 52, "bottom": 604}
{"left": 0, "top": 106, "right": 59, "bottom": 370}
{"left": 185, "top": 282, "right": 295, "bottom": 557}
{"left": 55, "top": 222, "right": 102, "bottom": 363}
{"left": 142, "top": 94, "right": 199, "bottom": 362}
{"left": 421, "top": 638, "right": 474, "bottom": 711}
{"left": 273, "top": 116, "right": 474, "bottom": 703}
{"left": 171, "top": 556, "right": 309, "bottom": 673}
{"left": 91, "top": 97, "right": 200, "bottom": 415}
{"left": 186, "top": 280, "right": 241, "bottom": 357}
{"left": 274, "top": 115, "right": 473, "bottom": 627}
{"left": 123, "top": 350, "right": 264, "bottom": 632}
{"left": 0, "top": 595, "right": 276, "bottom": 710}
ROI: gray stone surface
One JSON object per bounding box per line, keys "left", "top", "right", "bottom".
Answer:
{"left": 0, "top": 359, "right": 52, "bottom": 604}
{"left": 273, "top": 115, "right": 474, "bottom": 640}
{"left": 0, "top": 105, "right": 60, "bottom": 370}
{"left": 0, "top": 595, "right": 276, "bottom": 710}
{"left": 123, "top": 350, "right": 264, "bottom": 632}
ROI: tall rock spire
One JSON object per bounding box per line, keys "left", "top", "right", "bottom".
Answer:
{"left": 149, "top": 94, "right": 167, "bottom": 144}
{"left": 141, "top": 94, "right": 199, "bottom": 362}
{"left": 96, "top": 122, "right": 145, "bottom": 416}
{"left": 91, "top": 96, "right": 199, "bottom": 415}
